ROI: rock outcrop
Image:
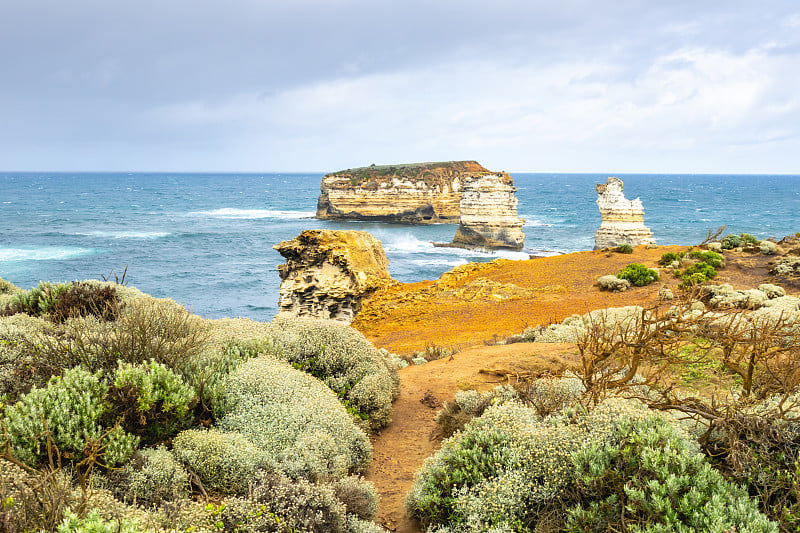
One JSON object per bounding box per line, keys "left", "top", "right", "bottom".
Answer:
{"left": 274, "top": 230, "right": 394, "bottom": 323}
{"left": 449, "top": 172, "right": 525, "bottom": 251}
{"left": 316, "top": 161, "right": 488, "bottom": 223}
{"left": 593, "top": 177, "right": 655, "bottom": 250}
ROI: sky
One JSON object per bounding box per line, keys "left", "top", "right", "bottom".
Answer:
{"left": 1, "top": 1, "right": 799, "bottom": 173}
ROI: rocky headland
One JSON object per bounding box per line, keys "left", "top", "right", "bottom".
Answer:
{"left": 593, "top": 176, "right": 656, "bottom": 250}
{"left": 273, "top": 229, "right": 394, "bottom": 323}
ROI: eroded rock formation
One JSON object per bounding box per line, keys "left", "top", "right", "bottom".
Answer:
{"left": 316, "top": 161, "right": 488, "bottom": 223}
{"left": 450, "top": 172, "right": 525, "bottom": 251}
{"left": 274, "top": 229, "right": 394, "bottom": 323}
{"left": 593, "top": 177, "right": 655, "bottom": 250}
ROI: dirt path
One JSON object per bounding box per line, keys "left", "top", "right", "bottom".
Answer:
{"left": 364, "top": 342, "right": 577, "bottom": 532}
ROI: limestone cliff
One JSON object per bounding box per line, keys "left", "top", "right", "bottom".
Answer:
{"left": 274, "top": 229, "right": 394, "bottom": 323}
{"left": 450, "top": 172, "right": 525, "bottom": 251}
{"left": 316, "top": 161, "right": 491, "bottom": 223}
{"left": 593, "top": 177, "right": 655, "bottom": 250}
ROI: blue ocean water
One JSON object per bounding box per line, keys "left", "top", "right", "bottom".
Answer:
{"left": 1, "top": 172, "right": 798, "bottom": 320}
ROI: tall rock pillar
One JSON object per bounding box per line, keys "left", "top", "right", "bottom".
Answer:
{"left": 593, "top": 177, "right": 655, "bottom": 250}
{"left": 450, "top": 172, "right": 526, "bottom": 251}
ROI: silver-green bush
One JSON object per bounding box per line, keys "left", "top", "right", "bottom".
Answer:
{"left": 407, "top": 396, "right": 652, "bottom": 531}
{"left": 122, "top": 446, "right": 189, "bottom": 506}
{"left": 172, "top": 428, "right": 268, "bottom": 494}
{"left": 567, "top": 416, "right": 776, "bottom": 532}
{"left": 218, "top": 356, "right": 372, "bottom": 481}
{"left": 3, "top": 367, "right": 138, "bottom": 468}
{"left": 263, "top": 316, "right": 399, "bottom": 431}
{"left": 219, "top": 472, "right": 347, "bottom": 533}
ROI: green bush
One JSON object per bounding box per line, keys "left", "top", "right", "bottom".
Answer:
{"left": 566, "top": 416, "right": 776, "bottom": 532}
{"left": 688, "top": 249, "right": 725, "bottom": 268}
{"left": 679, "top": 262, "right": 718, "bottom": 288}
{"left": 111, "top": 360, "right": 197, "bottom": 445}
{"left": 0, "top": 278, "right": 19, "bottom": 295}
{"left": 45, "top": 298, "right": 210, "bottom": 374}
{"left": 58, "top": 510, "right": 142, "bottom": 533}
{"left": 3, "top": 367, "right": 138, "bottom": 468}
{"left": 658, "top": 251, "right": 685, "bottom": 266}
{"left": 119, "top": 446, "right": 189, "bottom": 506}
{"left": 721, "top": 234, "right": 742, "bottom": 249}
{"left": 256, "top": 316, "right": 399, "bottom": 431}
{"left": 2, "top": 282, "right": 71, "bottom": 318}
{"left": 219, "top": 472, "right": 347, "bottom": 533}
{"left": 172, "top": 428, "right": 268, "bottom": 494}
{"left": 333, "top": 475, "right": 379, "bottom": 521}
{"left": 615, "top": 244, "right": 633, "bottom": 254}
{"left": 617, "top": 263, "right": 659, "bottom": 287}
{"left": 217, "top": 356, "right": 372, "bottom": 481}
{"left": 407, "top": 395, "right": 652, "bottom": 531}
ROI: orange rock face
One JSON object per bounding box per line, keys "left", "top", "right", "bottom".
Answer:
{"left": 274, "top": 229, "right": 395, "bottom": 323}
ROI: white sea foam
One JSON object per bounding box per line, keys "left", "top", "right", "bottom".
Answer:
{"left": 522, "top": 219, "right": 552, "bottom": 227}
{"left": 0, "top": 247, "right": 96, "bottom": 262}
{"left": 78, "top": 231, "right": 171, "bottom": 239}
{"left": 382, "top": 234, "right": 434, "bottom": 254}
{"left": 411, "top": 259, "right": 468, "bottom": 267}
{"left": 189, "top": 208, "right": 316, "bottom": 219}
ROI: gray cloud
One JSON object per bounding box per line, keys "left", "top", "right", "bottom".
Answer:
{"left": 1, "top": 0, "right": 798, "bottom": 171}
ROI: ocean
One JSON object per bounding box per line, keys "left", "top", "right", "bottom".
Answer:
{"left": 1, "top": 172, "right": 798, "bottom": 320}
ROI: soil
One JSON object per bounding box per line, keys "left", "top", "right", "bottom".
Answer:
{"left": 356, "top": 245, "right": 793, "bottom": 532}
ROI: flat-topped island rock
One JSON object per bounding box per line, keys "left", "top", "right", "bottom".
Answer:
{"left": 316, "top": 161, "right": 487, "bottom": 223}
{"left": 317, "top": 160, "right": 526, "bottom": 250}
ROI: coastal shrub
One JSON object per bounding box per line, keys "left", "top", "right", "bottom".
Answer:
{"left": 566, "top": 416, "right": 775, "bottom": 532}
{"left": 722, "top": 234, "right": 742, "bottom": 249}
{"left": 119, "top": 446, "right": 190, "bottom": 506}
{"left": 689, "top": 249, "right": 725, "bottom": 268}
{"left": 47, "top": 281, "right": 121, "bottom": 323}
{"left": 110, "top": 360, "right": 197, "bottom": 445}
{"left": 0, "top": 314, "right": 60, "bottom": 404}
{"left": 178, "top": 342, "right": 255, "bottom": 419}
{"left": 658, "top": 251, "right": 685, "bottom": 266}
{"left": 172, "top": 428, "right": 268, "bottom": 494}
{"left": 617, "top": 263, "right": 659, "bottom": 287}
{"left": 741, "top": 232, "right": 760, "bottom": 245}
{"left": 266, "top": 316, "right": 399, "bottom": 431}
{"left": 0, "top": 278, "right": 19, "bottom": 295}
{"left": 596, "top": 274, "right": 630, "bottom": 292}
{"left": 2, "top": 367, "right": 138, "bottom": 468}
{"left": 0, "top": 459, "right": 76, "bottom": 533}
{"left": 333, "top": 475, "right": 379, "bottom": 521}
{"left": 217, "top": 356, "right": 372, "bottom": 481}
{"left": 218, "top": 472, "right": 347, "bottom": 533}
{"left": 46, "top": 297, "right": 210, "bottom": 374}
{"left": 679, "top": 262, "right": 718, "bottom": 288}
{"left": 615, "top": 243, "right": 633, "bottom": 254}
{"left": 58, "top": 510, "right": 142, "bottom": 533}
{"left": 1, "top": 282, "right": 71, "bottom": 318}
{"left": 407, "top": 396, "right": 652, "bottom": 531}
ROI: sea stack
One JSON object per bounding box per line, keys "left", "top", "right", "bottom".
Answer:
{"left": 593, "top": 177, "right": 655, "bottom": 250}
{"left": 273, "top": 229, "right": 394, "bottom": 323}
{"left": 450, "top": 172, "right": 525, "bottom": 251}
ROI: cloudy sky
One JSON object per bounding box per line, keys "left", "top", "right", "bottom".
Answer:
{"left": 1, "top": 1, "right": 799, "bottom": 173}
